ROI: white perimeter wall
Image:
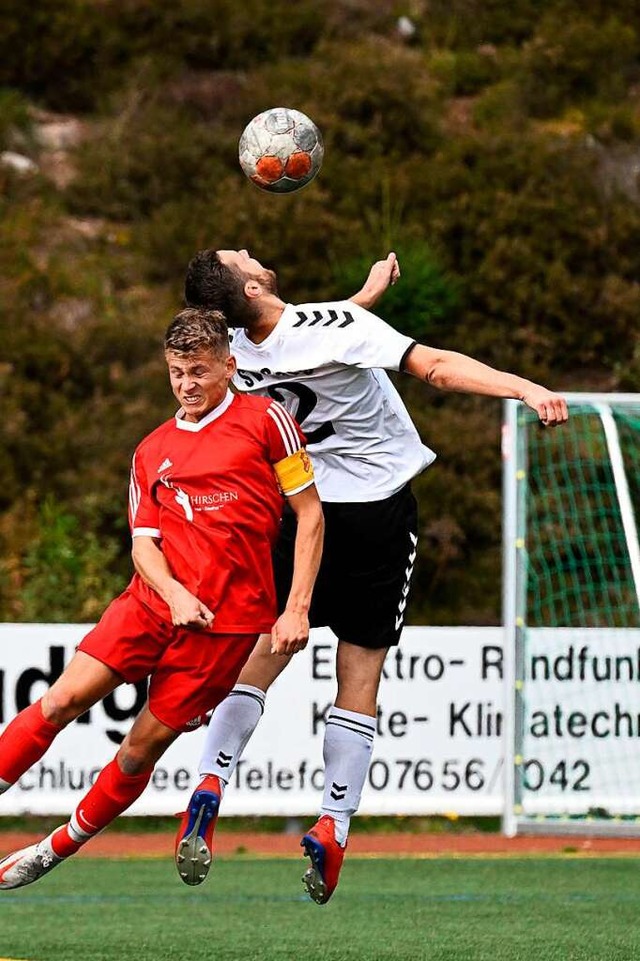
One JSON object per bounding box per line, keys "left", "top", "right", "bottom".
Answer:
{"left": 0, "top": 625, "right": 504, "bottom": 816}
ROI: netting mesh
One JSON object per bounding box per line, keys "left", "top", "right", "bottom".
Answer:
{"left": 521, "top": 404, "right": 640, "bottom": 628}
{"left": 511, "top": 400, "right": 640, "bottom": 824}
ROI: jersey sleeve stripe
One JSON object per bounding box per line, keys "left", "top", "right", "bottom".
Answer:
{"left": 129, "top": 464, "right": 141, "bottom": 521}
{"left": 267, "top": 404, "right": 299, "bottom": 456}
{"left": 132, "top": 527, "right": 162, "bottom": 538}
{"left": 399, "top": 340, "right": 418, "bottom": 372}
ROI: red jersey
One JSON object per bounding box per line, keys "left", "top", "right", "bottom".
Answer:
{"left": 127, "top": 391, "right": 310, "bottom": 632}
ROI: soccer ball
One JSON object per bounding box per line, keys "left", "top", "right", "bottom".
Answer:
{"left": 238, "top": 107, "right": 324, "bottom": 194}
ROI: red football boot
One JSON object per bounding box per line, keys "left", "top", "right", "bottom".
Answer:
{"left": 174, "top": 775, "right": 222, "bottom": 886}
{"left": 300, "top": 815, "right": 347, "bottom": 904}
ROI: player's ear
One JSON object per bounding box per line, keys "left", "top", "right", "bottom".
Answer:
{"left": 244, "top": 279, "right": 262, "bottom": 299}
{"left": 225, "top": 354, "right": 237, "bottom": 379}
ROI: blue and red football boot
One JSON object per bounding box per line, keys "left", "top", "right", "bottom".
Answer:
{"left": 175, "top": 775, "right": 222, "bottom": 885}
{"left": 300, "top": 815, "right": 347, "bottom": 904}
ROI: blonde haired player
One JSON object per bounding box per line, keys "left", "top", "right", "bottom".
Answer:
{"left": 0, "top": 308, "right": 323, "bottom": 889}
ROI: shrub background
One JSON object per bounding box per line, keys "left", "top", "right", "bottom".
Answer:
{"left": 1, "top": 0, "right": 640, "bottom": 623}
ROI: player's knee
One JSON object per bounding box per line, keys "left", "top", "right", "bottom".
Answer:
{"left": 118, "top": 727, "right": 175, "bottom": 774}
{"left": 117, "top": 741, "right": 156, "bottom": 775}
{"left": 335, "top": 674, "right": 381, "bottom": 716}
{"left": 41, "top": 688, "right": 88, "bottom": 727}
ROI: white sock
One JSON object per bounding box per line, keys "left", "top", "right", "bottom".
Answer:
{"left": 198, "top": 684, "right": 266, "bottom": 782}
{"left": 39, "top": 830, "right": 63, "bottom": 863}
{"left": 321, "top": 706, "right": 375, "bottom": 846}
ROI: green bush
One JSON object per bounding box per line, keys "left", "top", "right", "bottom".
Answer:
{"left": 473, "top": 80, "right": 526, "bottom": 132}
{"left": 419, "top": 0, "right": 542, "bottom": 47}
{"left": 2, "top": 0, "right": 640, "bottom": 625}
{"left": 586, "top": 103, "right": 640, "bottom": 142}
{"left": 15, "top": 496, "right": 124, "bottom": 622}
{"left": 0, "top": 0, "right": 114, "bottom": 111}
{"left": 335, "top": 242, "right": 460, "bottom": 343}
{"left": 0, "top": 88, "right": 33, "bottom": 151}
{"left": 70, "top": 94, "right": 225, "bottom": 219}
{"left": 429, "top": 49, "right": 503, "bottom": 97}
{"left": 519, "top": 17, "right": 639, "bottom": 118}
{"left": 0, "top": 0, "right": 329, "bottom": 112}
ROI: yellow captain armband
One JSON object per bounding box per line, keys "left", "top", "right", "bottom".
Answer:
{"left": 273, "top": 448, "right": 315, "bottom": 496}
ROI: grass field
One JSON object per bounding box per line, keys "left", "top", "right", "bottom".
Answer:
{"left": 1, "top": 857, "right": 638, "bottom": 961}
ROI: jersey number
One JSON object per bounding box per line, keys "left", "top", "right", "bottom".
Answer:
{"left": 267, "top": 382, "right": 335, "bottom": 446}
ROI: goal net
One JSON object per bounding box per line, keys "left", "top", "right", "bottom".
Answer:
{"left": 502, "top": 394, "right": 640, "bottom": 835}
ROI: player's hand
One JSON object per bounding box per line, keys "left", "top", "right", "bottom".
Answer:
{"left": 270, "top": 609, "right": 310, "bottom": 655}
{"left": 166, "top": 584, "right": 215, "bottom": 629}
{"left": 350, "top": 252, "right": 400, "bottom": 309}
{"left": 368, "top": 251, "right": 400, "bottom": 288}
{"left": 521, "top": 387, "right": 569, "bottom": 427}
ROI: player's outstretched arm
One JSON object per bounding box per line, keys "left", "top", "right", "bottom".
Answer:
{"left": 349, "top": 252, "right": 400, "bottom": 310}
{"left": 403, "top": 344, "right": 568, "bottom": 427}
{"left": 271, "top": 484, "right": 324, "bottom": 656}
{"left": 132, "top": 536, "right": 215, "bottom": 629}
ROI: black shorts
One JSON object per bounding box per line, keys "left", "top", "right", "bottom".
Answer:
{"left": 273, "top": 484, "right": 418, "bottom": 649}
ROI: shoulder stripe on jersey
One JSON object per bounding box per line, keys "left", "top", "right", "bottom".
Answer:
{"left": 267, "top": 403, "right": 299, "bottom": 456}
{"left": 269, "top": 403, "right": 300, "bottom": 454}
{"left": 129, "top": 455, "right": 141, "bottom": 521}
{"left": 292, "top": 308, "right": 355, "bottom": 328}
{"left": 277, "top": 403, "right": 303, "bottom": 442}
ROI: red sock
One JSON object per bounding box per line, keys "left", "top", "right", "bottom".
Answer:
{"left": 51, "top": 758, "right": 152, "bottom": 858}
{"left": 0, "top": 700, "right": 63, "bottom": 785}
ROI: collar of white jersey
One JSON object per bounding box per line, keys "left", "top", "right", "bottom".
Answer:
{"left": 174, "top": 389, "right": 235, "bottom": 432}
{"left": 233, "top": 305, "right": 295, "bottom": 351}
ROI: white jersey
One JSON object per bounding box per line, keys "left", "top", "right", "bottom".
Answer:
{"left": 229, "top": 300, "right": 436, "bottom": 502}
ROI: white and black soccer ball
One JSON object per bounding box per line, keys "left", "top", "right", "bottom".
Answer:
{"left": 238, "top": 107, "right": 324, "bottom": 194}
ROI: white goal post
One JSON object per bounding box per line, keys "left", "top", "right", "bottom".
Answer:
{"left": 502, "top": 394, "right": 640, "bottom": 836}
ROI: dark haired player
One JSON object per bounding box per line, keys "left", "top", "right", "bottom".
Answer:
{"left": 177, "top": 249, "right": 568, "bottom": 903}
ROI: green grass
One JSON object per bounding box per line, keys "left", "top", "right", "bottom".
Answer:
{"left": 1, "top": 858, "right": 639, "bottom": 961}
{"left": 0, "top": 815, "right": 501, "bottom": 834}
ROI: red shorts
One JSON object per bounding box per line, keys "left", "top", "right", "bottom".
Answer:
{"left": 78, "top": 591, "right": 259, "bottom": 733}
